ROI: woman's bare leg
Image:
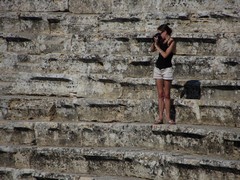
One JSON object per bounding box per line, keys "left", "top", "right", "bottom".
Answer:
{"left": 164, "top": 80, "right": 175, "bottom": 124}
{"left": 156, "top": 79, "right": 164, "bottom": 122}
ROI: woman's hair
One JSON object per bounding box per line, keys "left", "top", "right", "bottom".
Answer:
{"left": 157, "top": 23, "right": 172, "bottom": 35}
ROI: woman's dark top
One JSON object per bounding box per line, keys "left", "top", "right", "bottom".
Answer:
{"left": 156, "top": 41, "right": 174, "bottom": 69}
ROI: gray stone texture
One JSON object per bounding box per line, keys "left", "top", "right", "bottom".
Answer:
{"left": 0, "top": 0, "right": 240, "bottom": 179}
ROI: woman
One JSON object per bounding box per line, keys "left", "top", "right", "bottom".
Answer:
{"left": 150, "top": 23, "right": 176, "bottom": 124}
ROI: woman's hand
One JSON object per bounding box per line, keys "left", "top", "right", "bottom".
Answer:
{"left": 155, "top": 39, "right": 176, "bottom": 58}
{"left": 154, "top": 37, "right": 158, "bottom": 46}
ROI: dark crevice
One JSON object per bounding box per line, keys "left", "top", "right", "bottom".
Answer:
{"left": 174, "top": 37, "right": 217, "bottom": 44}
{"left": 173, "top": 163, "right": 240, "bottom": 175}
{"left": 234, "top": 141, "right": 240, "bottom": 148}
{"left": 166, "top": 16, "right": 189, "bottom": 20}
{"left": 48, "top": 58, "right": 58, "bottom": 62}
{"left": 30, "top": 77, "right": 72, "bottom": 82}
{"left": 120, "top": 82, "right": 137, "bottom": 87}
{"left": 130, "top": 61, "right": 151, "bottom": 66}
{"left": 135, "top": 37, "right": 152, "bottom": 43}
{"left": 98, "top": 79, "right": 117, "bottom": 84}
{"left": 115, "top": 37, "right": 130, "bottom": 42}
{"left": 88, "top": 104, "right": 126, "bottom": 108}
{"left": 61, "top": 104, "right": 74, "bottom": 109}
{"left": 83, "top": 155, "right": 121, "bottom": 161}
{"left": 48, "top": 19, "right": 61, "bottom": 23}
{"left": 87, "top": 76, "right": 116, "bottom": 83}
{"left": 54, "top": 9, "right": 69, "bottom": 12}
{"left": 124, "top": 157, "right": 133, "bottom": 162}
{"left": 201, "top": 164, "right": 240, "bottom": 175}
{"left": 223, "top": 61, "right": 238, "bottom": 66}
{"left": 48, "top": 128, "right": 60, "bottom": 131}
{"left": 36, "top": 178, "right": 59, "bottom": 180}
{"left": 31, "top": 139, "right": 37, "bottom": 145}
{"left": 205, "top": 85, "right": 239, "bottom": 90}
{"left": 210, "top": 14, "right": 234, "bottom": 19}
{"left": 14, "top": 127, "right": 32, "bottom": 131}
{"left": 19, "top": 173, "right": 32, "bottom": 179}
{"left": 172, "top": 84, "right": 183, "bottom": 89}
{"left": 77, "top": 58, "right": 103, "bottom": 65}
{"left": 153, "top": 131, "right": 205, "bottom": 139}
{"left": 6, "top": 37, "right": 31, "bottom": 42}
{"left": 120, "top": 82, "right": 150, "bottom": 87}
{"left": 19, "top": 16, "right": 42, "bottom": 21}
{"left": 199, "top": 15, "right": 210, "bottom": 18}
{"left": 101, "top": 17, "right": 140, "bottom": 23}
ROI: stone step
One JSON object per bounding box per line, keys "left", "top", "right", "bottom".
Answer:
{"left": 0, "top": 95, "right": 239, "bottom": 127}
{"left": 1, "top": 10, "right": 239, "bottom": 36}
{"left": 0, "top": 167, "right": 143, "bottom": 180}
{"left": 0, "top": 82, "right": 12, "bottom": 95}
{"left": 1, "top": 52, "right": 239, "bottom": 80}
{"left": 172, "top": 79, "right": 239, "bottom": 101}
{"left": 0, "top": 1, "right": 68, "bottom": 12}
{"left": 173, "top": 56, "right": 239, "bottom": 80}
{"left": 1, "top": 28, "right": 239, "bottom": 57}
{"left": 2, "top": 70, "right": 239, "bottom": 101}
{"left": 0, "top": 32, "right": 72, "bottom": 55}
{"left": 0, "top": 145, "right": 239, "bottom": 179}
{"left": 0, "top": 121, "right": 239, "bottom": 160}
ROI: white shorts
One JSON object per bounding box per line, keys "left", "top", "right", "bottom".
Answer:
{"left": 153, "top": 67, "right": 173, "bottom": 80}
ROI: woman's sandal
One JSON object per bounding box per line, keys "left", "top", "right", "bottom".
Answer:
{"left": 167, "top": 119, "right": 176, "bottom": 125}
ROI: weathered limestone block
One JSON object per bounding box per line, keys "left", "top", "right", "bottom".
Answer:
{"left": 18, "top": 15, "right": 50, "bottom": 34}
{"left": 37, "top": 34, "right": 72, "bottom": 54}
{"left": 0, "top": 0, "right": 68, "bottom": 12}
{"left": 6, "top": 63, "right": 239, "bottom": 100}
{"left": 47, "top": 98, "right": 156, "bottom": 123}
{"left": 0, "top": 53, "right": 27, "bottom": 70}
{"left": 172, "top": 79, "right": 240, "bottom": 101}
{"left": 69, "top": 0, "right": 112, "bottom": 14}
{"left": 0, "top": 12, "right": 21, "bottom": 33}
{"left": 173, "top": 56, "right": 239, "bottom": 80}
{"left": 200, "top": 80, "right": 239, "bottom": 100}
{"left": 71, "top": 34, "right": 132, "bottom": 55}
{"left": 99, "top": 14, "right": 144, "bottom": 34}
{"left": 0, "top": 167, "right": 143, "bottom": 180}
{"left": 0, "top": 96, "right": 56, "bottom": 120}
{"left": 0, "top": 145, "right": 239, "bottom": 179}
{"left": 0, "top": 121, "right": 35, "bottom": 145}
{"left": 0, "top": 53, "right": 106, "bottom": 76}
{"left": 98, "top": 11, "right": 240, "bottom": 36}
{"left": 174, "top": 99, "right": 239, "bottom": 127}
{"left": 1, "top": 52, "right": 239, "bottom": 81}
{"left": 0, "top": 12, "right": 100, "bottom": 35}
{"left": 216, "top": 33, "right": 240, "bottom": 56}
{"left": 64, "top": 14, "right": 100, "bottom": 35}
{"left": 0, "top": 38, "right": 7, "bottom": 52}
{"left": 1, "top": 121, "right": 238, "bottom": 160}
{"left": 166, "top": 14, "right": 240, "bottom": 34}
{"left": 1, "top": 33, "right": 72, "bottom": 54}
{"left": 10, "top": 73, "right": 123, "bottom": 99}
{"left": 110, "top": 0, "right": 240, "bottom": 14}
{"left": 0, "top": 33, "right": 39, "bottom": 54}
{"left": 73, "top": 99, "right": 156, "bottom": 123}
{"left": 1, "top": 94, "right": 238, "bottom": 126}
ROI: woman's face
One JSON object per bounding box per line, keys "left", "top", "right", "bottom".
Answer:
{"left": 158, "top": 30, "right": 166, "bottom": 39}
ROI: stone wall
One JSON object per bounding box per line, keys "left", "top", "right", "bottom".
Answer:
{"left": 0, "top": 0, "right": 239, "bottom": 126}
{"left": 0, "top": 1, "right": 240, "bottom": 179}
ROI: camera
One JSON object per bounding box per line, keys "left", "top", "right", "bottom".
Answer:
{"left": 152, "top": 33, "right": 162, "bottom": 44}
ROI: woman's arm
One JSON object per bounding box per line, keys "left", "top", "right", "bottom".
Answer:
{"left": 154, "top": 38, "right": 176, "bottom": 58}
{"left": 149, "top": 42, "right": 156, "bottom": 52}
